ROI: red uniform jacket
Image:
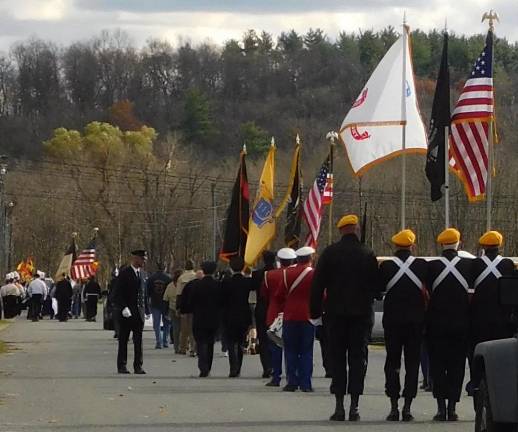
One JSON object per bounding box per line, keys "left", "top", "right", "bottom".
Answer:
{"left": 275, "top": 263, "right": 314, "bottom": 322}
{"left": 261, "top": 268, "right": 287, "bottom": 326}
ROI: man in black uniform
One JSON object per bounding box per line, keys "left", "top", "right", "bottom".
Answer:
{"left": 426, "top": 228, "right": 472, "bottom": 421}
{"left": 252, "top": 250, "right": 276, "bottom": 378}
{"left": 54, "top": 274, "right": 73, "bottom": 322}
{"left": 186, "top": 261, "right": 222, "bottom": 377}
{"left": 84, "top": 276, "right": 101, "bottom": 322}
{"left": 379, "top": 229, "right": 428, "bottom": 422}
{"left": 115, "top": 250, "right": 150, "bottom": 374}
{"left": 310, "top": 214, "right": 381, "bottom": 422}
{"left": 221, "top": 256, "right": 253, "bottom": 377}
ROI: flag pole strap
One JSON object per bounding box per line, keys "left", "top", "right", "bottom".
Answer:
{"left": 444, "top": 126, "right": 450, "bottom": 228}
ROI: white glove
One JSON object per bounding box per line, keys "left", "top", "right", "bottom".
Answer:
{"left": 309, "top": 317, "right": 323, "bottom": 326}
{"left": 122, "top": 307, "right": 132, "bottom": 318}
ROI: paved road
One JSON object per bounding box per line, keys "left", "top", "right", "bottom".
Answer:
{"left": 0, "top": 315, "right": 475, "bottom": 432}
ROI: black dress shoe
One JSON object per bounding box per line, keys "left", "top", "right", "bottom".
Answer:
{"left": 282, "top": 384, "right": 298, "bottom": 392}
{"left": 447, "top": 411, "right": 458, "bottom": 421}
{"left": 262, "top": 369, "right": 272, "bottom": 379}
{"left": 229, "top": 372, "right": 240, "bottom": 378}
{"left": 134, "top": 369, "right": 146, "bottom": 375}
{"left": 265, "top": 380, "right": 280, "bottom": 387}
{"left": 349, "top": 408, "right": 361, "bottom": 421}
{"left": 330, "top": 411, "right": 346, "bottom": 421}
{"left": 386, "top": 409, "right": 399, "bottom": 421}
{"left": 401, "top": 411, "right": 414, "bottom": 422}
{"left": 300, "top": 388, "right": 314, "bottom": 393}
{"left": 199, "top": 372, "right": 209, "bottom": 378}
{"left": 118, "top": 368, "right": 130, "bottom": 374}
{"left": 433, "top": 411, "right": 447, "bottom": 421}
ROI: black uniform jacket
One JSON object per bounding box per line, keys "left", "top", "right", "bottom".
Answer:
{"left": 54, "top": 279, "right": 73, "bottom": 302}
{"left": 426, "top": 249, "right": 473, "bottom": 337}
{"left": 470, "top": 249, "right": 516, "bottom": 340}
{"left": 221, "top": 273, "right": 253, "bottom": 331}
{"left": 146, "top": 271, "right": 172, "bottom": 309}
{"left": 310, "top": 233, "right": 381, "bottom": 320}
{"left": 188, "top": 276, "right": 222, "bottom": 331}
{"left": 380, "top": 250, "right": 428, "bottom": 327}
{"left": 84, "top": 280, "right": 101, "bottom": 296}
{"left": 114, "top": 266, "right": 149, "bottom": 322}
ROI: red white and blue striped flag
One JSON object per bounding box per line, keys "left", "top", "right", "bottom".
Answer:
{"left": 450, "top": 31, "right": 494, "bottom": 201}
{"left": 71, "top": 237, "right": 97, "bottom": 280}
{"left": 303, "top": 153, "right": 332, "bottom": 248}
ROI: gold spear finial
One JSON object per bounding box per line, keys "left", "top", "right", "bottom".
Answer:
{"left": 270, "top": 136, "right": 275, "bottom": 147}
{"left": 296, "top": 134, "right": 300, "bottom": 145}
{"left": 482, "top": 9, "right": 499, "bottom": 31}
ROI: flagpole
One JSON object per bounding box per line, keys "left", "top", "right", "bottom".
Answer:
{"left": 444, "top": 126, "right": 450, "bottom": 228}
{"left": 483, "top": 10, "right": 498, "bottom": 231}
{"left": 400, "top": 14, "right": 408, "bottom": 230}
{"left": 326, "top": 131, "right": 338, "bottom": 246}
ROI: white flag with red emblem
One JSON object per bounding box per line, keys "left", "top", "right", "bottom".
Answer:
{"left": 339, "top": 27, "right": 428, "bottom": 175}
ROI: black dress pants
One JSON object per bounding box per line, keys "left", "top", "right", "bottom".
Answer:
{"left": 86, "top": 295, "right": 98, "bottom": 320}
{"left": 318, "top": 314, "right": 331, "bottom": 375}
{"left": 57, "top": 299, "right": 70, "bottom": 321}
{"left": 31, "top": 294, "right": 43, "bottom": 321}
{"left": 194, "top": 327, "right": 217, "bottom": 375}
{"left": 428, "top": 332, "right": 467, "bottom": 402}
{"left": 254, "top": 302, "right": 271, "bottom": 374}
{"left": 384, "top": 322, "right": 423, "bottom": 399}
{"left": 225, "top": 326, "right": 248, "bottom": 375}
{"left": 117, "top": 316, "right": 144, "bottom": 371}
{"left": 3, "top": 295, "right": 19, "bottom": 318}
{"left": 328, "top": 315, "right": 370, "bottom": 396}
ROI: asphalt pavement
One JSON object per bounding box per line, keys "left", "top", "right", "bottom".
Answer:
{"left": 0, "top": 313, "right": 475, "bottom": 432}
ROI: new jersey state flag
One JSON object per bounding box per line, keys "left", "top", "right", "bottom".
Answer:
{"left": 244, "top": 143, "right": 276, "bottom": 266}
{"left": 339, "top": 26, "right": 427, "bottom": 175}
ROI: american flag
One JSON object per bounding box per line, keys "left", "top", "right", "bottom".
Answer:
{"left": 303, "top": 154, "right": 332, "bottom": 248}
{"left": 71, "top": 238, "right": 97, "bottom": 280}
{"left": 322, "top": 173, "right": 333, "bottom": 204}
{"left": 450, "top": 31, "right": 494, "bottom": 201}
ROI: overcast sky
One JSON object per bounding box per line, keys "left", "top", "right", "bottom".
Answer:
{"left": 0, "top": 0, "right": 515, "bottom": 51}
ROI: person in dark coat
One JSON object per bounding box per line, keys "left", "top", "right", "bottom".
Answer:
{"left": 84, "top": 276, "right": 101, "bottom": 322}
{"left": 379, "top": 230, "right": 428, "bottom": 422}
{"left": 107, "top": 268, "right": 120, "bottom": 338}
{"left": 221, "top": 256, "right": 253, "bottom": 377}
{"left": 310, "top": 214, "right": 381, "bottom": 422}
{"left": 54, "top": 275, "right": 73, "bottom": 322}
{"left": 251, "top": 250, "right": 276, "bottom": 378}
{"left": 186, "top": 261, "right": 222, "bottom": 377}
{"left": 114, "top": 250, "right": 150, "bottom": 374}
{"left": 426, "top": 228, "right": 472, "bottom": 421}
{"left": 147, "top": 265, "right": 173, "bottom": 349}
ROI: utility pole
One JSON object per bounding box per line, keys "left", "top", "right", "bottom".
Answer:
{"left": 0, "top": 155, "right": 8, "bottom": 276}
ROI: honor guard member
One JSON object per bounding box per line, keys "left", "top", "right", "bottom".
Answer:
{"left": 261, "top": 248, "right": 297, "bottom": 387}
{"left": 470, "top": 231, "right": 516, "bottom": 348}
{"left": 426, "top": 229, "right": 472, "bottom": 421}
{"left": 277, "top": 246, "right": 315, "bottom": 392}
{"left": 379, "top": 230, "right": 428, "bottom": 422}
{"left": 115, "top": 250, "right": 150, "bottom": 374}
{"left": 310, "top": 214, "right": 381, "bottom": 422}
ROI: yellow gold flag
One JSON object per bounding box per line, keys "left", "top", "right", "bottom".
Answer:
{"left": 244, "top": 141, "right": 276, "bottom": 266}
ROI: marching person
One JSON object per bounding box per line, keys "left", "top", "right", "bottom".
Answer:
{"left": 252, "top": 250, "right": 276, "bottom": 379}
{"left": 185, "top": 261, "right": 222, "bottom": 377}
{"left": 310, "top": 214, "right": 381, "bottom": 422}
{"left": 176, "top": 260, "right": 197, "bottom": 356}
{"left": 163, "top": 269, "right": 184, "bottom": 352}
{"left": 469, "top": 231, "right": 515, "bottom": 386}
{"left": 379, "top": 230, "right": 428, "bottom": 421}
{"left": 0, "top": 273, "right": 21, "bottom": 318}
{"left": 115, "top": 250, "right": 150, "bottom": 375}
{"left": 27, "top": 272, "right": 48, "bottom": 322}
{"left": 426, "top": 228, "right": 472, "bottom": 421}
{"left": 54, "top": 274, "right": 73, "bottom": 322}
{"left": 277, "top": 246, "right": 316, "bottom": 392}
{"left": 84, "top": 276, "right": 101, "bottom": 322}
{"left": 262, "top": 248, "right": 297, "bottom": 387}
{"left": 147, "top": 264, "right": 172, "bottom": 349}
{"left": 221, "top": 256, "right": 253, "bottom": 377}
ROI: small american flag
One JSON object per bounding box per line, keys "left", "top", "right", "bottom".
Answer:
{"left": 71, "top": 238, "right": 97, "bottom": 280}
{"left": 303, "top": 154, "right": 332, "bottom": 248}
{"left": 450, "top": 31, "right": 494, "bottom": 201}
{"left": 322, "top": 173, "right": 333, "bottom": 205}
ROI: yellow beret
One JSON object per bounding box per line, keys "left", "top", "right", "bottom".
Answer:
{"left": 479, "top": 231, "right": 503, "bottom": 247}
{"left": 337, "top": 214, "right": 359, "bottom": 229}
{"left": 437, "top": 228, "right": 461, "bottom": 245}
{"left": 391, "top": 229, "right": 416, "bottom": 247}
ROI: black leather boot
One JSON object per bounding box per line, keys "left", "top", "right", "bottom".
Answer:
{"left": 349, "top": 394, "right": 360, "bottom": 421}
{"left": 447, "top": 400, "right": 458, "bottom": 421}
{"left": 330, "top": 394, "right": 345, "bottom": 421}
{"left": 386, "top": 397, "right": 399, "bottom": 421}
{"left": 402, "top": 397, "right": 414, "bottom": 421}
{"left": 433, "top": 398, "right": 447, "bottom": 421}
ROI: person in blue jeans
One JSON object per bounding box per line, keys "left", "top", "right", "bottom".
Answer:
{"left": 276, "top": 247, "right": 316, "bottom": 392}
{"left": 147, "top": 265, "right": 172, "bottom": 349}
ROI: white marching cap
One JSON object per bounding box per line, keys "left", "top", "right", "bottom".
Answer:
{"left": 5, "top": 272, "right": 13, "bottom": 280}
{"left": 296, "top": 246, "right": 316, "bottom": 257}
{"left": 13, "top": 271, "right": 20, "bottom": 279}
{"left": 277, "top": 248, "right": 297, "bottom": 260}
